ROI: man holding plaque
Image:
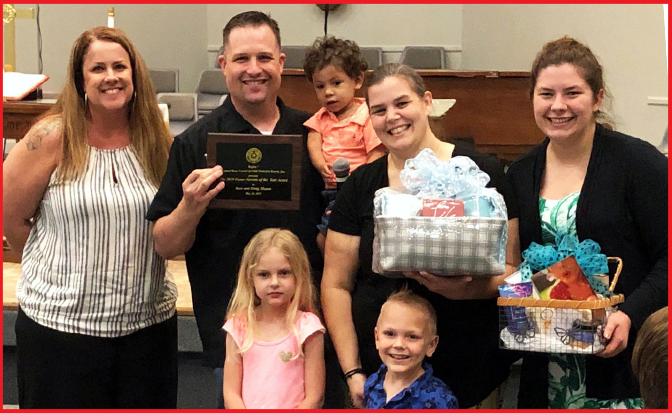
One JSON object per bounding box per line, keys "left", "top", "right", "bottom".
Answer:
{"left": 146, "top": 11, "right": 323, "bottom": 407}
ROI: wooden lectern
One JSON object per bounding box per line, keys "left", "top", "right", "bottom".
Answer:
{"left": 3, "top": 100, "right": 53, "bottom": 141}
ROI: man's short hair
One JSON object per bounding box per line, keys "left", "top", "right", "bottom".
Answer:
{"left": 222, "top": 11, "right": 281, "bottom": 51}
{"left": 632, "top": 307, "right": 668, "bottom": 409}
{"left": 381, "top": 286, "right": 437, "bottom": 336}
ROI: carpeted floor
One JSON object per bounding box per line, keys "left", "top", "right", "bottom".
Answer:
{"left": 3, "top": 347, "right": 214, "bottom": 409}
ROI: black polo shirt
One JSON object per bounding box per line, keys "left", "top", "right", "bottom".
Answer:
{"left": 147, "top": 96, "right": 323, "bottom": 368}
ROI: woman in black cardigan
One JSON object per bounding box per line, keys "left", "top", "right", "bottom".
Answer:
{"left": 507, "top": 37, "right": 667, "bottom": 408}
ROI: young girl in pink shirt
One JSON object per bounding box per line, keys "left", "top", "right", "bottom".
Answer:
{"left": 222, "top": 228, "right": 325, "bottom": 409}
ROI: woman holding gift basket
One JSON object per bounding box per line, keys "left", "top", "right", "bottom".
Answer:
{"left": 321, "top": 63, "right": 520, "bottom": 409}
{"left": 506, "top": 37, "right": 668, "bottom": 408}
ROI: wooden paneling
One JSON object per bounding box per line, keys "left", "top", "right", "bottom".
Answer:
{"left": 3, "top": 237, "right": 21, "bottom": 263}
{"left": 3, "top": 70, "right": 544, "bottom": 163}
{"left": 3, "top": 100, "right": 52, "bottom": 140}
{"left": 280, "top": 69, "right": 544, "bottom": 163}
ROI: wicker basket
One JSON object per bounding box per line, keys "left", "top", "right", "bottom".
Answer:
{"left": 497, "top": 257, "right": 624, "bottom": 354}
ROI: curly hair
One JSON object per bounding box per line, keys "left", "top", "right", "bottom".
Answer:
{"left": 303, "top": 36, "right": 368, "bottom": 82}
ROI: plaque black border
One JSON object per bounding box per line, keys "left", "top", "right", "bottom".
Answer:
{"left": 206, "top": 133, "right": 303, "bottom": 210}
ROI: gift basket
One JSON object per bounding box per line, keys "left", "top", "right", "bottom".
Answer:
{"left": 372, "top": 148, "right": 508, "bottom": 277}
{"left": 497, "top": 233, "right": 624, "bottom": 354}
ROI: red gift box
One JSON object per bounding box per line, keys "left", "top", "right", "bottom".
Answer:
{"left": 422, "top": 199, "right": 465, "bottom": 217}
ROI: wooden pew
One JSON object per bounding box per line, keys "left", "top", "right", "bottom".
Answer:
{"left": 3, "top": 260, "right": 199, "bottom": 351}
{"left": 3, "top": 260, "right": 194, "bottom": 316}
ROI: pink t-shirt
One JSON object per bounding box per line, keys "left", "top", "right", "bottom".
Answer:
{"left": 304, "top": 98, "right": 383, "bottom": 188}
{"left": 223, "top": 311, "right": 325, "bottom": 409}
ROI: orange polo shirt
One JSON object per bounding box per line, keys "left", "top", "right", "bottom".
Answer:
{"left": 304, "top": 98, "right": 383, "bottom": 188}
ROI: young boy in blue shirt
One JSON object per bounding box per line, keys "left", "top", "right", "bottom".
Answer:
{"left": 364, "top": 288, "right": 458, "bottom": 409}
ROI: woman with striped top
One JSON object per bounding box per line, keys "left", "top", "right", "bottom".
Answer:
{"left": 3, "top": 27, "right": 176, "bottom": 408}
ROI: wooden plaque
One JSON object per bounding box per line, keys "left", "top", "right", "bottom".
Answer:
{"left": 206, "top": 133, "right": 303, "bottom": 210}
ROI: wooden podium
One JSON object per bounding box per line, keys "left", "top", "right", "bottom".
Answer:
{"left": 3, "top": 100, "right": 53, "bottom": 141}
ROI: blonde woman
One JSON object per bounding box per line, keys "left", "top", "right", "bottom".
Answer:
{"left": 3, "top": 27, "right": 176, "bottom": 408}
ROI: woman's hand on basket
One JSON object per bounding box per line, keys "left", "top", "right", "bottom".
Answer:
{"left": 596, "top": 310, "right": 631, "bottom": 358}
{"left": 403, "top": 271, "right": 474, "bottom": 299}
{"left": 403, "top": 271, "right": 505, "bottom": 299}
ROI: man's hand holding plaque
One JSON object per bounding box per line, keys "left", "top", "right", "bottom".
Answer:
{"left": 182, "top": 165, "right": 226, "bottom": 214}
{"left": 206, "top": 133, "right": 303, "bottom": 210}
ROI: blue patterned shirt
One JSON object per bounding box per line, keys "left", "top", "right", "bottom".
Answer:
{"left": 364, "top": 362, "right": 458, "bottom": 409}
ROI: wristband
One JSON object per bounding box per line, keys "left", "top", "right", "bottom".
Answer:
{"left": 343, "top": 367, "right": 364, "bottom": 380}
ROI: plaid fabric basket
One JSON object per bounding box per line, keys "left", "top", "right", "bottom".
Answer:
{"left": 373, "top": 215, "right": 507, "bottom": 277}
{"left": 497, "top": 257, "right": 625, "bottom": 354}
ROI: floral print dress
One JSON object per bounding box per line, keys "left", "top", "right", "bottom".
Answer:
{"left": 539, "top": 192, "right": 643, "bottom": 409}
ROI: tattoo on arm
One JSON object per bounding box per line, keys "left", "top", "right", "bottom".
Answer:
{"left": 24, "top": 118, "right": 63, "bottom": 151}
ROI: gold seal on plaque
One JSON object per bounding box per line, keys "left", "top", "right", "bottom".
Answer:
{"left": 246, "top": 147, "right": 262, "bottom": 164}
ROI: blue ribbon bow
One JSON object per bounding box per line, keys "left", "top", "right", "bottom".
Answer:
{"left": 519, "top": 231, "right": 611, "bottom": 297}
{"left": 399, "top": 149, "right": 491, "bottom": 199}
{"left": 397, "top": 149, "right": 507, "bottom": 219}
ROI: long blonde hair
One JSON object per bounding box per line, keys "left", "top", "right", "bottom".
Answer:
{"left": 226, "top": 228, "right": 317, "bottom": 356}
{"left": 45, "top": 26, "right": 171, "bottom": 187}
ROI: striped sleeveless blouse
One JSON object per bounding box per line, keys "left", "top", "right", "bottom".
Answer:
{"left": 18, "top": 146, "right": 177, "bottom": 337}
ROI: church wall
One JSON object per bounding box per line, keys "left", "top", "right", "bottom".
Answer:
{"left": 462, "top": 4, "right": 668, "bottom": 145}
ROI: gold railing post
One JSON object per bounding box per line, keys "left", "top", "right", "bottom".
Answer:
{"left": 3, "top": 4, "right": 35, "bottom": 72}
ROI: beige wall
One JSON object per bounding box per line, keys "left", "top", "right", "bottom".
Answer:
{"left": 205, "top": 4, "right": 463, "bottom": 47}
{"left": 463, "top": 4, "right": 668, "bottom": 144}
{"left": 10, "top": 4, "right": 464, "bottom": 94}
{"left": 205, "top": 4, "right": 463, "bottom": 67}
{"left": 8, "top": 4, "right": 667, "bottom": 145}
{"left": 11, "top": 4, "right": 207, "bottom": 95}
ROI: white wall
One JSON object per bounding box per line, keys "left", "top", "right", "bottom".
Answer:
{"left": 11, "top": 4, "right": 207, "bottom": 95}
{"left": 462, "top": 4, "right": 668, "bottom": 145}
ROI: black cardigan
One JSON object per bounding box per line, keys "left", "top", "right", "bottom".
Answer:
{"left": 506, "top": 123, "right": 668, "bottom": 406}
